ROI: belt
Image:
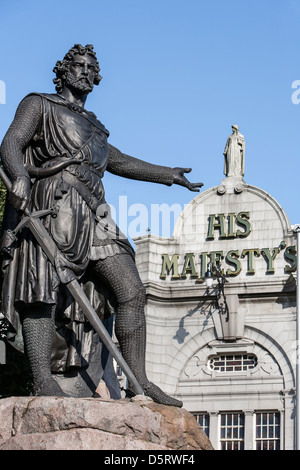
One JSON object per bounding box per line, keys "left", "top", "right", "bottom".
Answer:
{"left": 26, "top": 159, "right": 104, "bottom": 181}
{"left": 60, "top": 170, "right": 103, "bottom": 213}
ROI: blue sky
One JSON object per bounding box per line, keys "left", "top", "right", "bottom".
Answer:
{"left": 1, "top": 0, "right": 300, "bottom": 240}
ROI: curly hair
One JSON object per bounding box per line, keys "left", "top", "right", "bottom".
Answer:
{"left": 53, "top": 44, "right": 102, "bottom": 93}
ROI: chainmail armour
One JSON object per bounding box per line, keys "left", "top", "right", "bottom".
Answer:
{"left": 107, "top": 144, "right": 174, "bottom": 186}
{"left": 0, "top": 93, "right": 182, "bottom": 407}
{"left": 22, "top": 305, "right": 68, "bottom": 396}
{"left": 0, "top": 95, "right": 41, "bottom": 180}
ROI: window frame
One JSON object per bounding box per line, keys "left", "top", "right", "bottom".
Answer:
{"left": 208, "top": 352, "right": 258, "bottom": 373}
{"left": 254, "top": 411, "right": 281, "bottom": 451}
{"left": 219, "top": 412, "right": 245, "bottom": 450}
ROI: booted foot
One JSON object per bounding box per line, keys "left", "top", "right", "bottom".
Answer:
{"left": 34, "top": 377, "right": 69, "bottom": 397}
{"left": 143, "top": 382, "right": 183, "bottom": 407}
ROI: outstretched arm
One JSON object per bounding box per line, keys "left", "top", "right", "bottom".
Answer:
{"left": 0, "top": 95, "right": 42, "bottom": 211}
{"left": 107, "top": 144, "right": 203, "bottom": 192}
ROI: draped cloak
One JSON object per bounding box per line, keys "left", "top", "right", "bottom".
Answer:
{"left": 1, "top": 93, "right": 133, "bottom": 376}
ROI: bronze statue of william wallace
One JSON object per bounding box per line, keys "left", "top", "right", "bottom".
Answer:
{"left": 0, "top": 44, "right": 202, "bottom": 406}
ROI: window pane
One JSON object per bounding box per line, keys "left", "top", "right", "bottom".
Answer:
{"left": 269, "top": 414, "right": 274, "bottom": 425}
{"left": 263, "top": 413, "right": 267, "bottom": 425}
{"left": 262, "top": 426, "right": 268, "bottom": 438}
{"left": 257, "top": 414, "right": 261, "bottom": 425}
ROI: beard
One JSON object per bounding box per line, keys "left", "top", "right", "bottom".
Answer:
{"left": 65, "top": 72, "right": 94, "bottom": 93}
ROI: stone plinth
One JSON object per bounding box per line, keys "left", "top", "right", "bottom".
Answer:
{"left": 0, "top": 395, "right": 213, "bottom": 450}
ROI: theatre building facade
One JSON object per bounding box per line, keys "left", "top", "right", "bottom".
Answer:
{"left": 134, "top": 127, "right": 297, "bottom": 450}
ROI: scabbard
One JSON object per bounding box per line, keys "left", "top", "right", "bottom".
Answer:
{"left": 0, "top": 168, "right": 144, "bottom": 396}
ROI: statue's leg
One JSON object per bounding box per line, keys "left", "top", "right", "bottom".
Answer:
{"left": 22, "top": 303, "right": 68, "bottom": 397}
{"left": 92, "top": 253, "right": 182, "bottom": 407}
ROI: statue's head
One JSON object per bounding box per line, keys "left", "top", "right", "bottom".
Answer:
{"left": 53, "top": 44, "right": 102, "bottom": 94}
{"left": 232, "top": 124, "right": 239, "bottom": 133}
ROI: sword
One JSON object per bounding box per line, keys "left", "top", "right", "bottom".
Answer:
{"left": 0, "top": 167, "right": 144, "bottom": 396}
